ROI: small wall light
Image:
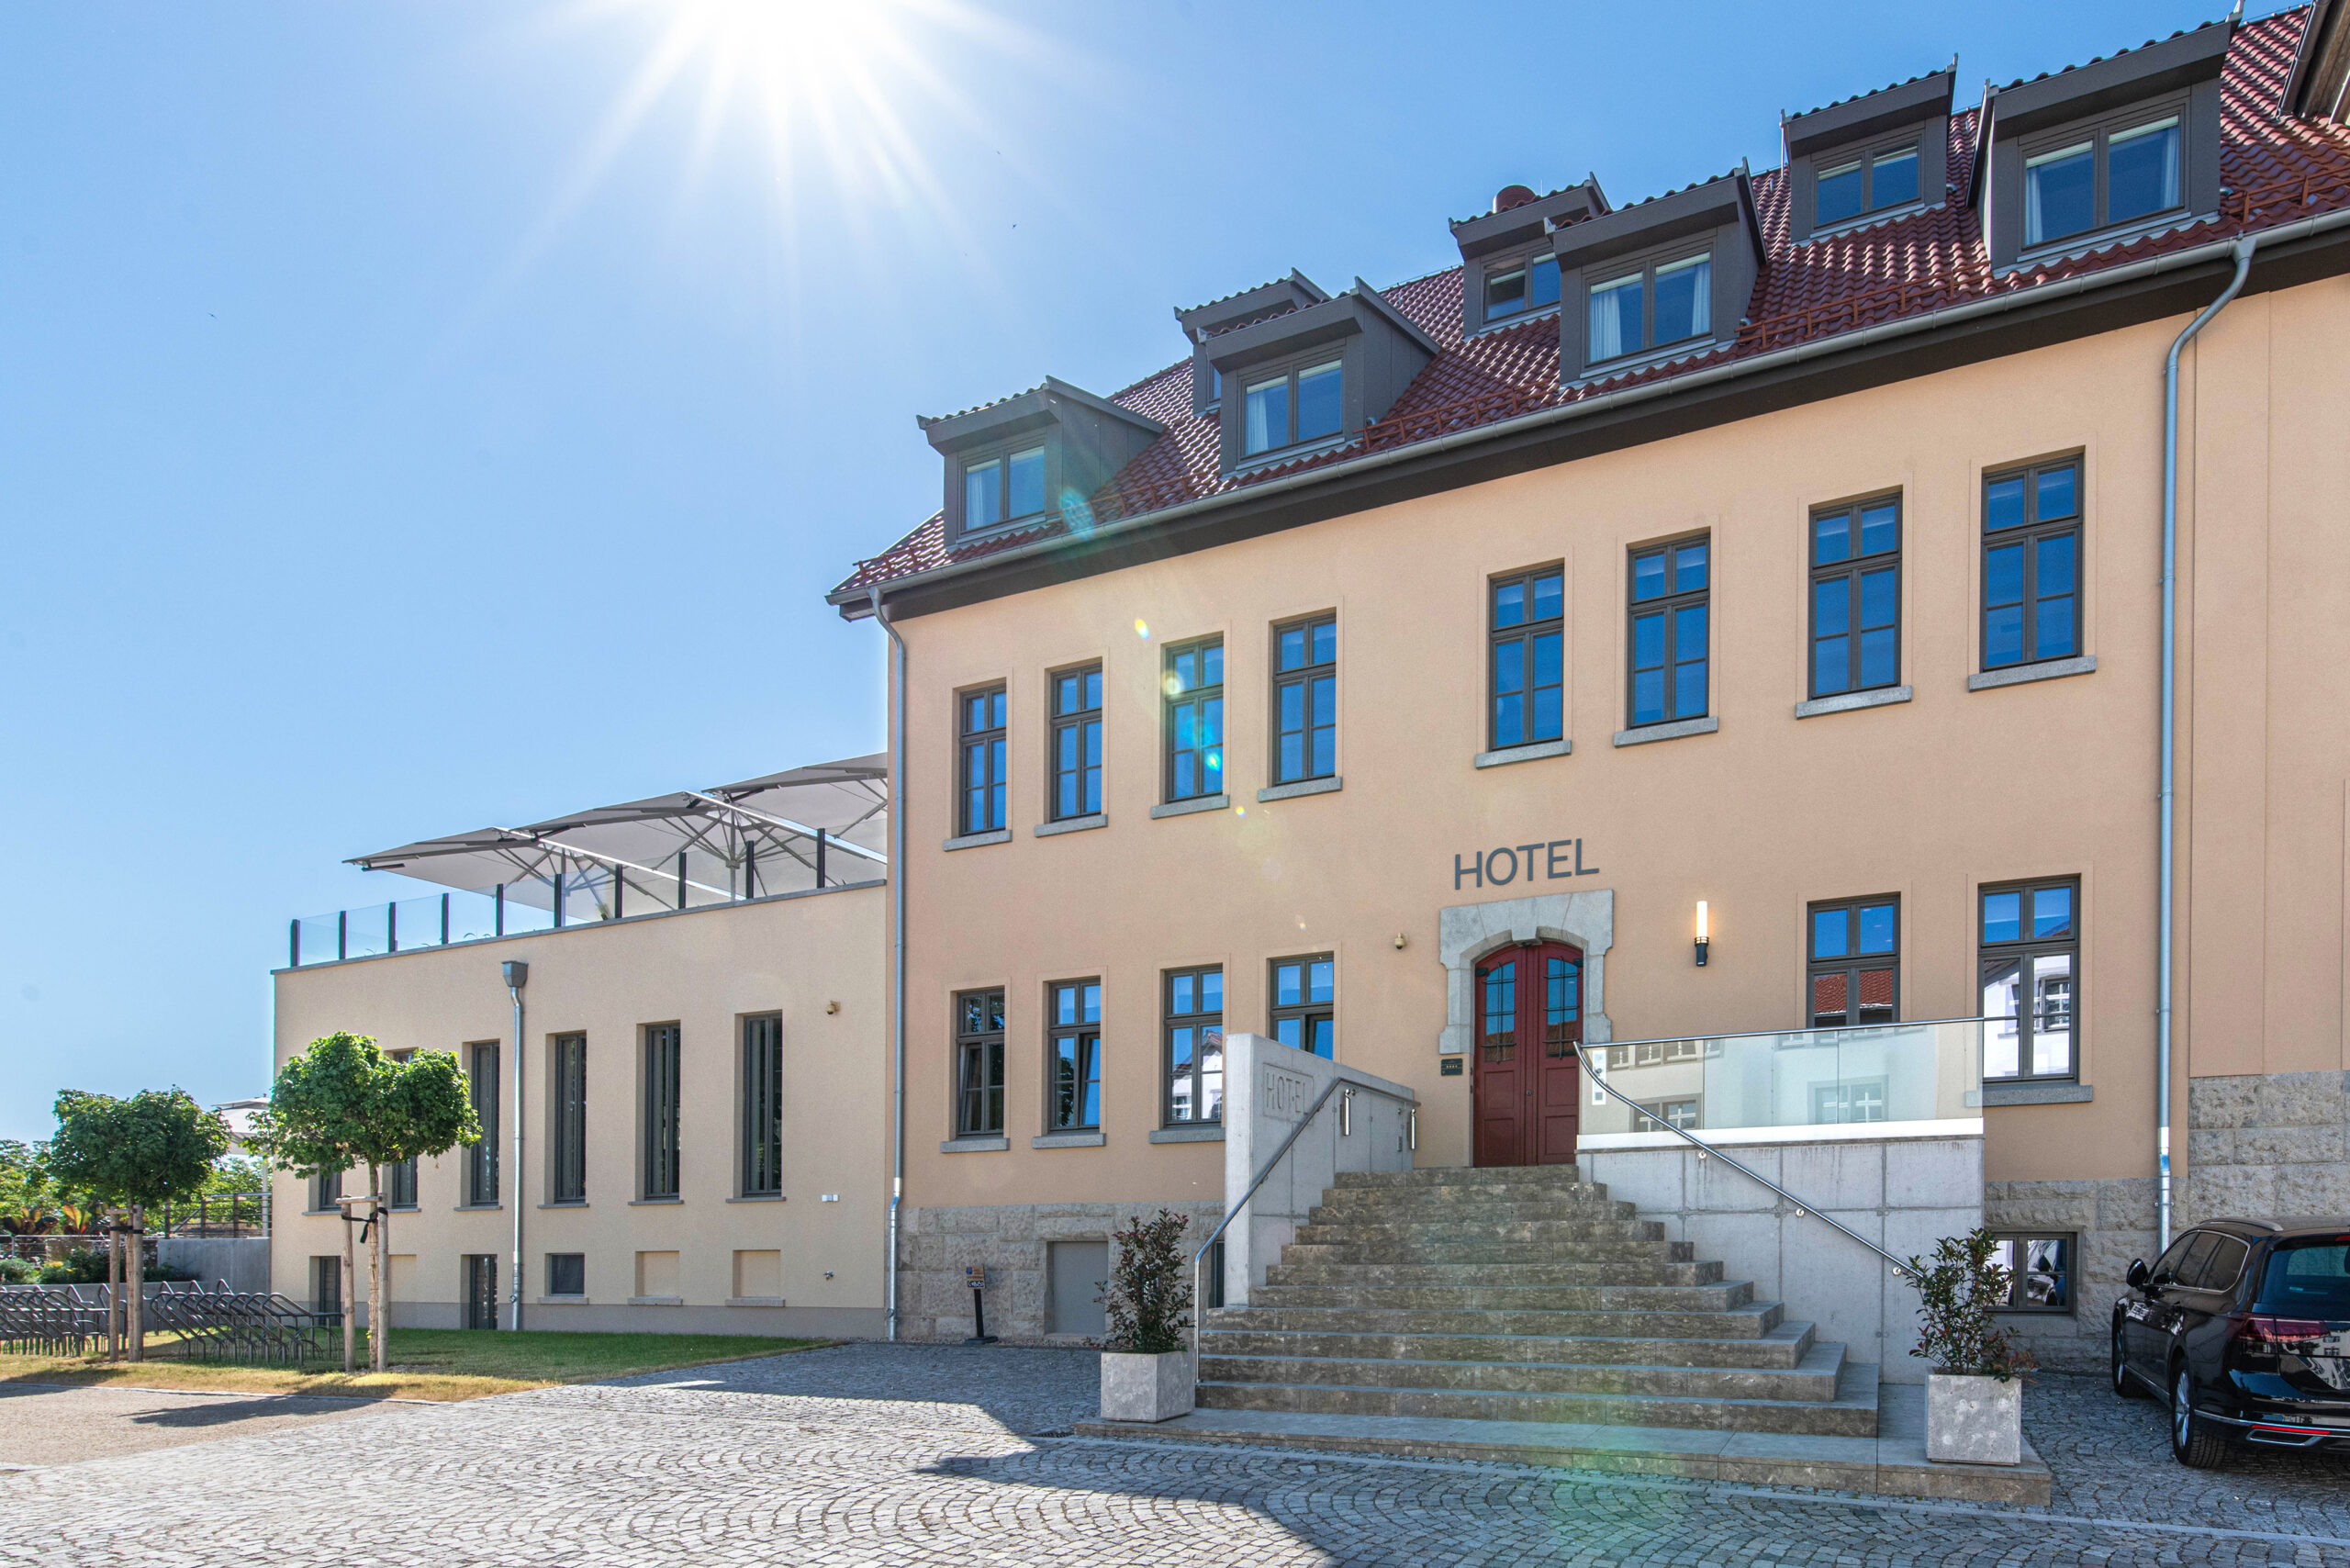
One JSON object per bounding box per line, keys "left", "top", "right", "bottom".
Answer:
{"left": 1694, "top": 902, "right": 1710, "bottom": 968}
{"left": 825, "top": 1000, "right": 840, "bottom": 1014}
{"left": 1393, "top": 933, "right": 1408, "bottom": 950}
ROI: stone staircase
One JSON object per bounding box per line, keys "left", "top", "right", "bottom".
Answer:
{"left": 1196, "top": 1165, "right": 1878, "bottom": 1437}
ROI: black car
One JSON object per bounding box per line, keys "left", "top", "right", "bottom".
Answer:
{"left": 2112, "top": 1216, "right": 2350, "bottom": 1466}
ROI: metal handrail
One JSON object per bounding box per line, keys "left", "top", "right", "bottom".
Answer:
{"left": 1569, "top": 1038, "right": 1920, "bottom": 1282}
{"left": 1186, "top": 1074, "right": 1420, "bottom": 1365}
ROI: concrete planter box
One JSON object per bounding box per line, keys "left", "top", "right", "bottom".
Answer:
{"left": 1926, "top": 1372, "right": 2023, "bottom": 1464}
{"left": 1100, "top": 1350, "right": 1193, "bottom": 1423}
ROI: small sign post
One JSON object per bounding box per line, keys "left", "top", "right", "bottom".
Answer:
{"left": 963, "top": 1264, "right": 997, "bottom": 1345}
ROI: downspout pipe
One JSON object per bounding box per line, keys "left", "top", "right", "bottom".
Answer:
{"left": 2158, "top": 232, "right": 2257, "bottom": 1252}
{"left": 871, "top": 586, "right": 908, "bottom": 1340}
{"left": 504, "top": 959, "right": 528, "bottom": 1331}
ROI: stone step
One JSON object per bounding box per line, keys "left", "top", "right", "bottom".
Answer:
{"left": 1278, "top": 1238, "right": 1691, "bottom": 1267}
{"left": 1262, "top": 1259, "right": 1724, "bottom": 1291}
{"left": 1333, "top": 1167, "right": 1588, "bottom": 1189}
{"left": 1290, "top": 1218, "right": 1663, "bottom": 1247}
{"left": 1202, "top": 1320, "right": 1816, "bottom": 1369}
{"left": 1194, "top": 1359, "right": 1878, "bottom": 1437}
{"left": 1200, "top": 1340, "right": 1846, "bottom": 1404}
{"left": 1207, "top": 1298, "right": 1784, "bottom": 1339}
{"left": 1308, "top": 1197, "right": 1638, "bottom": 1225}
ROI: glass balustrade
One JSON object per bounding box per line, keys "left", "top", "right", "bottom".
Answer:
{"left": 1580, "top": 1018, "right": 1984, "bottom": 1137}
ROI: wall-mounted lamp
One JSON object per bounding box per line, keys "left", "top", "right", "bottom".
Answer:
{"left": 1694, "top": 902, "right": 1709, "bottom": 968}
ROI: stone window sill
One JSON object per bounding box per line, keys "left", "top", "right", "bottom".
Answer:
{"left": 1258, "top": 776, "right": 1341, "bottom": 802}
{"left": 537, "top": 1202, "right": 589, "bottom": 1211}
{"left": 1981, "top": 1081, "right": 2094, "bottom": 1106}
{"left": 629, "top": 1197, "right": 683, "bottom": 1206}
{"left": 1474, "top": 738, "right": 1571, "bottom": 769}
{"left": 726, "top": 1193, "right": 786, "bottom": 1204}
{"left": 941, "top": 1136, "right": 1010, "bottom": 1153}
{"left": 1149, "top": 1125, "right": 1225, "bottom": 1144}
{"left": 1150, "top": 794, "right": 1229, "bottom": 820}
{"left": 1033, "top": 1131, "right": 1105, "bottom": 1148}
{"left": 627, "top": 1295, "right": 683, "bottom": 1307}
{"left": 452, "top": 1204, "right": 503, "bottom": 1213}
{"left": 1035, "top": 813, "right": 1107, "bottom": 838}
{"left": 1969, "top": 655, "right": 2097, "bottom": 691}
{"left": 1795, "top": 685, "right": 1911, "bottom": 720}
{"left": 943, "top": 828, "right": 1012, "bottom": 852}
{"left": 1613, "top": 716, "right": 1719, "bottom": 747}
{"left": 727, "top": 1295, "right": 787, "bottom": 1308}
{"left": 537, "top": 1294, "right": 589, "bottom": 1305}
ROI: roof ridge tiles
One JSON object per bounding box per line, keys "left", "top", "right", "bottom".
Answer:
{"left": 1992, "top": 17, "right": 2231, "bottom": 93}
{"left": 1782, "top": 63, "right": 1957, "bottom": 123}
{"left": 1606, "top": 166, "right": 1747, "bottom": 213}
{"left": 919, "top": 380, "right": 1048, "bottom": 427}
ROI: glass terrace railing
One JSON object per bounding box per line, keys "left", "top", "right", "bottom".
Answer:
{"left": 1579, "top": 1017, "right": 1985, "bottom": 1137}
{"left": 289, "top": 888, "right": 541, "bottom": 967}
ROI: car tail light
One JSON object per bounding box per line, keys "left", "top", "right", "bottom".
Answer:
{"left": 2231, "top": 1314, "right": 2336, "bottom": 1369}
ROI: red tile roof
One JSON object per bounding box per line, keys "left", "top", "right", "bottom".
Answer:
{"left": 835, "top": 10, "right": 2350, "bottom": 600}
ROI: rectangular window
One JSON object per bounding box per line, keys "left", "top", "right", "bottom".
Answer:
{"left": 1651, "top": 254, "right": 1711, "bottom": 344}
{"left": 1588, "top": 273, "right": 1641, "bottom": 361}
{"left": 547, "top": 1252, "right": 585, "bottom": 1297}
{"left": 955, "top": 989, "right": 1006, "bottom": 1137}
{"left": 959, "top": 684, "right": 1008, "bottom": 834}
{"left": 1049, "top": 665, "right": 1103, "bottom": 820}
{"left": 1484, "top": 252, "right": 1561, "bottom": 321}
{"left": 1817, "top": 144, "right": 1921, "bottom": 227}
{"left": 1163, "top": 637, "right": 1225, "bottom": 801}
{"left": 312, "top": 1255, "right": 342, "bottom": 1323}
{"left": 642, "top": 1024, "right": 680, "bottom": 1201}
{"left": 1989, "top": 1232, "right": 2076, "bottom": 1313}
{"left": 1489, "top": 566, "right": 1563, "bottom": 749}
{"left": 312, "top": 1166, "right": 342, "bottom": 1214}
{"left": 1164, "top": 966, "right": 1225, "bottom": 1124}
{"left": 1271, "top": 615, "right": 1337, "bottom": 784}
{"left": 1046, "top": 980, "right": 1103, "bottom": 1132}
{"left": 1270, "top": 955, "right": 1334, "bottom": 1058}
{"left": 1586, "top": 251, "right": 1712, "bottom": 364}
{"left": 1808, "top": 896, "right": 1898, "bottom": 1028}
{"left": 1981, "top": 878, "right": 2078, "bottom": 1081}
{"left": 963, "top": 444, "right": 1046, "bottom": 530}
{"left": 1810, "top": 497, "right": 1901, "bottom": 697}
{"left": 740, "top": 1014, "right": 783, "bottom": 1196}
{"left": 386, "top": 1154, "right": 418, "bottom": 1210}
{"left": 1243, "top": 360, "right": 1342, "bottom": 455}
{"left": 551, "top": 1033, "right": 587, "bottom": 1204}
{"left": 2025, "top": 114, "right": 2180, "bottom": 246}
{"left": 465, "top": 1042, "right": 499, "bottom": 1205}
{"left": 1628, "top": 536, "right": 1709, "bottom": 727}
{"left": 1983, "top": 458, "right": 2080, "bottom": 669}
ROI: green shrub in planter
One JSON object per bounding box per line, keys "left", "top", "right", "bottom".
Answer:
{"left": 1100, "top": 1209, "right": 1193, "bottom": 1354}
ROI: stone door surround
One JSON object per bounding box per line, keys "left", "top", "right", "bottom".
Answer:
{"left": 1438, "top": 890, "right": 1615, "bottom": 1058}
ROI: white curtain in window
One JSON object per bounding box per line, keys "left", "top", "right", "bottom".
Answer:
{"left": 1588, "top": 275, "right": 1639, "bottom": 361}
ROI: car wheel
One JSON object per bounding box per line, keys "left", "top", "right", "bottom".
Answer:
{"left": 2171, "top": 1363, "right": 2228, "bottom": 1469}
{"left": 2111, "top": 1322, "right": 2143, "bottom": 1398}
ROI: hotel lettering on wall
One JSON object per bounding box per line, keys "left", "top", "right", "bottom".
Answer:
{"left": 1454, "top": 838, "right": 1600, "bottom": 890}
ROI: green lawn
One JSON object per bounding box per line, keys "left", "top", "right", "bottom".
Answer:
{"left": 0, "top": 1327, "right": 830, "bottom": 1401}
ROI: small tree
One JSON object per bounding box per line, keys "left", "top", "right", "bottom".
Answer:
{"left": 46, "top": 1090, "right": 232, "bottom": 1361}
{"left": 1908, "top": 1228, "right": 2037, "bottom": 1381}
{"left": 249, "top": 1034, "right": 478, "bottom": 1372}
{"left": 1099, "top": 1209, "right": 1193, "bottom": 1354}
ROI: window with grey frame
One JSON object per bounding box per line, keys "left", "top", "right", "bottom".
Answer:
{"left": 464, "top": 1042, "right": 499, "bottom": 1205}
{"left": 642, "top": 1024, "right": 680, "bottom": 1201}
{"left": 1046, "top": 979, "right": 1102, "bottom": 1132}
{"left": 1810, "top": 496, "right": 1900, "bottom": 698}
{"left": 1164, "top": 966, "right": 1224, "bottom": 1124}
{"left": 1270, "top": 954, "right": 1333, "bottom": 1058}
{"left": 546, "top": 1252, "right": 585, "bottom": 1297}
{"left": 1980, "top": 878, "right": 2078, "bottom": 1081}
{"left": 740, "top": 1014, "right": 782, "bottom": 1196}
{"left": 961, "top": 443, "right": 1046, "bottom": 532}
{"left": 1241, "top": 357, "right": 1342, "bottom": 456}
{"left": 1483, "top": 249, "right": 1561, "bottom": 324}
{"left": 1163, "top": 637, "right": 1224, "bottom": 801}
{"left": 1048, "top": 665, "right": 1102, "bottom": 820}
{"left": 311, "top": 1166, "right": 343, "bottom": 1214}
{"left": 1586, "top": 249, "right": 1711, "bottom": 363}
{"left": 1983, "top": 457, "right": 2080, "bottom": 670}
{"left": 1814, "top": 140, "right": 1922, "bottom": 228}
{"left": 959, "top": 684, "right": 1007, "bottom": 834}
{"left": 311, "top": 1255, "right": 342, "bottom": 1325}
{"left": 1989, "top": 1231, "right": 2076, "bottom": 1313}
{"left": 385, "top": 1050, "right": 419, "bottom": 1208}
{"left": 1627, "top": 536, "right": 1708, "bottom": 727}
{"left": 2022, "top": 108, "right": 2182, "bottom": 249}
{"left": 1270, "top": 615, "right": 1336, "bottom": 784}
{"left": 955, "top": 989, "right": 1006, "bottom": 1137}
{"left": 1489, "top": 566, "right": 1562, "bottom": 750}
{"left": 1808, "top": 897, "right": 1898, "bottom": 1034}
{"left": 550, "top": 1033, "right": 587, "bottom": 1204}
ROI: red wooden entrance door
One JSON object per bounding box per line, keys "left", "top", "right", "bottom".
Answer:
{"left": 1472, "top": 942, "right": 1583, "bottom": 1167}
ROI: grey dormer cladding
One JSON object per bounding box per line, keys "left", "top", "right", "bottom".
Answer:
{"left": 1551, "top": 170, "right": 1762, "bottom": 384}
{"left": 1783, "top": 70, "right": 1956, "bottom": 244}
{"left": 1201, "top": 281, "right": 1438, "bottom": 475}
{"left": 1976, "top": 22, "right": 2232, "bottom": 269}
{"left": 1450, "top": 178, "right": 1611, "bottom": 337}
{"left": 922, "top": 376, "right": 1166, "bottom": 548}
{"left": 1176, "top": 272, "right": 1332, "bottom": 415}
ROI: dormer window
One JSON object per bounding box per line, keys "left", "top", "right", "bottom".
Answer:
{"left": 963, "top": 445, "right": 1046, "bottom": 530}
{"left": 1243, "top": 360, "right": 1342, "bottom": 456}
{"left": 1553, "top": 170, "right": 1757, "bottom": 382}
{"left": 1483, "top": 253, "right": 1561, "bottom": 320}
{"left": 2024, "top": 115, "right": 2179, "bottom": 246}
{"left": 1587, "top": 252, "right": 1710, "bottom": 363}
{"left": 1816, "top": 144, "right": 1921, "bottom": 227}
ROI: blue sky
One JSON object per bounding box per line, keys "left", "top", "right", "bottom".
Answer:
{"left": 0, "top": 0, "right": 2249, "bottom": 1141}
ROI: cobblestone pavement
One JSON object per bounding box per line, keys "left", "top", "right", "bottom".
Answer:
{"left": 0, "top": 1383, "right": 373, "bottom": 1466}
{"left": 3, "top": 1347, "right": 2348, "bottom": 1566}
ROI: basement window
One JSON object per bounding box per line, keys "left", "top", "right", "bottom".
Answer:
{"left": 1989, "top": 1232, "right": 2075, "bottom": 1313}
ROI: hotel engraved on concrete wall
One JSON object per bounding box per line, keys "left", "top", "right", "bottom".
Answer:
{"left": 825, "top": 6, "right": 2350, "bottom": 1383}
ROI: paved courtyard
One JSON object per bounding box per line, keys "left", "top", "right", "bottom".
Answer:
{"left": 3, "top": 1345, "right": 2349, "bottom": 1566}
